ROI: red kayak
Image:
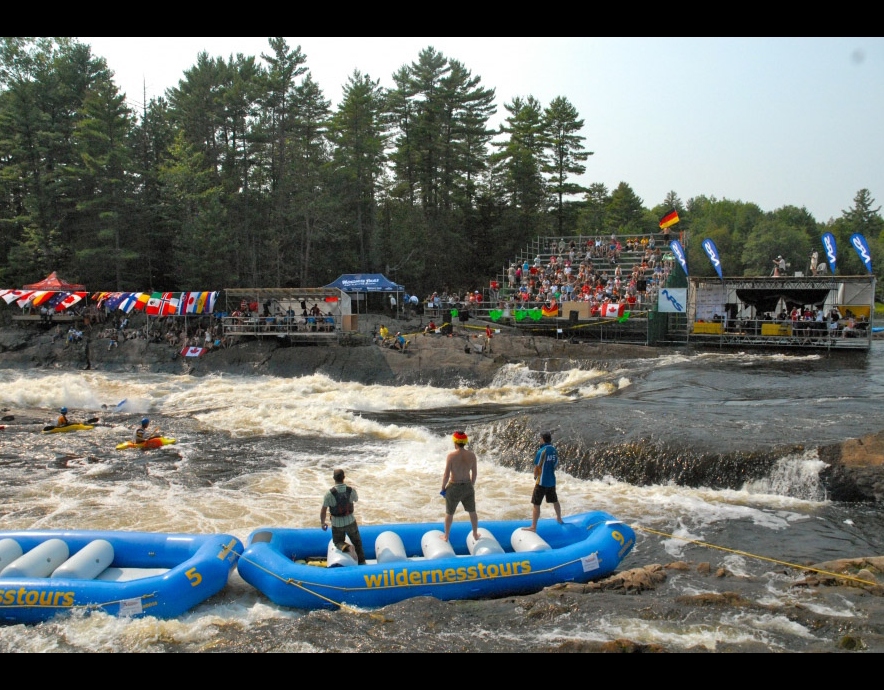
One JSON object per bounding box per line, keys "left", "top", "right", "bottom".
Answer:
{"left": 115, "top": 437, "right": 177, "bottom": 450}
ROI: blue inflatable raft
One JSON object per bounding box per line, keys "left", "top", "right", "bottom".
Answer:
{"left": 237, "top": 511, "right": 634, "bottom": 611}
{"left": 0, "top": 530, "right": 243, "bottom": 624}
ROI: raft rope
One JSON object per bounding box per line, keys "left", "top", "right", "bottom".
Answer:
{"left": 229, "top": 549, "right": 366, "bottom": 615}
{"left": 230, "top": 523, "right": 610, "bottom": 613}
{"left": 633, "top": 524, "right": 879, "bottom": 587}
{"left": 231, "top": 518, "right": 880, "bottom": 616}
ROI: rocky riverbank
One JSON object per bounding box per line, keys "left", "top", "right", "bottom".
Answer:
{"left": 0, "top": 312, "right": 664, "bottom": 386}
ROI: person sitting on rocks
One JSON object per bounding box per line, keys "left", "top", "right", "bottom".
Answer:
{"left": 390, "top": 332, "right": 408, "bottom": 351}
{"left": 377, "top": 324, "right": 389, "bottom": 345}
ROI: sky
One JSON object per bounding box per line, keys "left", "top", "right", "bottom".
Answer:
{"left": 79, "top": 37, "right": 884, "bottom": 224}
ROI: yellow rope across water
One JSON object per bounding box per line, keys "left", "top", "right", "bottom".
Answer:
{"left": 633, "top": 524, "right": 879, "bottom": 587}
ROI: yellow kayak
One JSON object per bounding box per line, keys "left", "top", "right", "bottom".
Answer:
{"left": 43, "top": 423, "right": 95, "bottom": 434}
{"left": 115, "top": 437, "right": 176, "bottom": 450}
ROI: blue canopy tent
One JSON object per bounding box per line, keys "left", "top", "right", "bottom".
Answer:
{"left": 325, "top": 274, "right": 405, "bottom": 315}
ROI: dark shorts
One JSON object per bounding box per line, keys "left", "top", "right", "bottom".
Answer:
{"left": 445, "top": 482, "right": 476, "bottom": 515}
{"left": 531, "top": 484, "right": 558, "bottom": 506}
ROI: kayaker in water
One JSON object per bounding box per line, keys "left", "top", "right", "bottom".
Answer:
{"left": 135, "top": 418, "right": 161, "bottom": 443}
{"left": 57, "top": 407, "right": 71, "bottom": 426}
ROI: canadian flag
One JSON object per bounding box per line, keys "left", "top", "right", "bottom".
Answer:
{"left": 55, "top": 291, "right": 86, "bottom": 312}
{"left": 180, "top": 347, "right": 206, "bottom": 357}
{"left": 603, "top": 303, "right": 625, "bottom": 318}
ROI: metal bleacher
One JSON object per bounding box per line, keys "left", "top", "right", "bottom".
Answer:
{"left": 468, "top": 232, "right": 678, "bottom": 344}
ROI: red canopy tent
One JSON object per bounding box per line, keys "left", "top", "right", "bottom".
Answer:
{"left": 23, "top": 271, "right": 85, "bottom": 290}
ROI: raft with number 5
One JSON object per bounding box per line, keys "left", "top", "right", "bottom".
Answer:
{"left": 115, "top": 437, "right": 177, "bottom": 450}
{"left": 0, "top": 530, "right": 242, "bottom": 624}
{"left": 237, "top": 510, "right": 635, "bottom": 611}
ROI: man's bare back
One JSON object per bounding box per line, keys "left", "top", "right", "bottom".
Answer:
{"left": 444, "top": 447, "right": 477, "bottom": 484}
{"left": 441, "top": 437, "right": 479, "bottom": 543}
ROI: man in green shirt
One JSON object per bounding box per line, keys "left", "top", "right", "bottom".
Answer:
{"left": 320, "top": 468, "right": 366, "bottom": 565}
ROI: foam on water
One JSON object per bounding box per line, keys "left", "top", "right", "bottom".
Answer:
{"left": 1, "top": 360, "right": 882, "bottom": 652}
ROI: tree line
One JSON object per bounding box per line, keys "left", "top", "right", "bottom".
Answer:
{"left": 1, "top": 37, "right": 882, "bottom": 301}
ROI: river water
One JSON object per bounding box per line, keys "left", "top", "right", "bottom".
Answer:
{"left": 0, "top": 342, "right": 883, "bottom": 653}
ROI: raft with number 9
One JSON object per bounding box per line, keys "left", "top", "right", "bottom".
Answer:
{"left": 0, "top": 530, "right": 242, "bottom": 624}
{"left": 237, "top": 511, "right": 634, "bottom": 611}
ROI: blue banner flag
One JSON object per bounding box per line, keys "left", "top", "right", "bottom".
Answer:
{"left": 702, "top": 238, "right": 723, "bottom": 280}
{"left": 822, "top": 232, "right": 837, "bottom": 275}
{"left": 669, "top": 240, "right": 689, "bottom": 277}
{"left": 850, "top": 233, "right": 873, "bottom": 274}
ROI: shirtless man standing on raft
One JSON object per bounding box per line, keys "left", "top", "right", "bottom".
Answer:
{"left": 440, "top": 430, "right": 480, "bottom": 543}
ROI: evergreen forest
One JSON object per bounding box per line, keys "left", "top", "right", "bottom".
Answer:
{"left": 1, "top": 37, "right": 882, "bottom": 300}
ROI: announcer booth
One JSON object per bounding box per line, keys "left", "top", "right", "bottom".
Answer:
{"left": 685, "top": 274, "right": 875, "bottom": 351}
{"left": 222, "top": 287, "right": 353, "bottom": 342}
{"left": 325, "top": 274, "right": 404, "bottom": 318}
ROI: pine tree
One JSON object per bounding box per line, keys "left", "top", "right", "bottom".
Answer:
{"left": 543, "top": 96, "right": 591, "bottom": 235}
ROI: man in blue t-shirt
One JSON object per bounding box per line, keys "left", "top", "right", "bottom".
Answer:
{"left": 524, "top": 431, "right": 563, "bottom": 532}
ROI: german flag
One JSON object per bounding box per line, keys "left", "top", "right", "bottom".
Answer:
{"left": 659, "top": 209, "right": 680, "bottom": 229}
{"left": 541, "top": 304, "right": 559, "bottom": 318}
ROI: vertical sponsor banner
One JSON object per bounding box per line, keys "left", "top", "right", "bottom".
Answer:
{"left": 850, "top": 233, "right": 873, "bottom": 274}
{"left": 822, "top": 232, "right": 837, "bottom": 275}
{"left": 669, "top": 240, "right": 689, "bottom": 276}
{"left": 702, "top": 238, "right": 723, "bottom": 280}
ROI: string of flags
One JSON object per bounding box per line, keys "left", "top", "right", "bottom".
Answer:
{"left": 0, "top": 290, "right": 219, "bottom": 316}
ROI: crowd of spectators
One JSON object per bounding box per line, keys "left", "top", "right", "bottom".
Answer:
{"left": 60, "top": 309, "right": 231, "bottom": 352}
{"left": 423, "top": 234, "right": 674, "bottom": 321}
